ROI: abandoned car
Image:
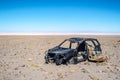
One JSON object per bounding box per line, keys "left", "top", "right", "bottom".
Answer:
{"left": 44, "top": 38, "right": 107, "bottom": 65}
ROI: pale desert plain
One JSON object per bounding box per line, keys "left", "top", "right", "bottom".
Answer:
{"left": 0, "top": 35, "right": 120, "bottom": 80}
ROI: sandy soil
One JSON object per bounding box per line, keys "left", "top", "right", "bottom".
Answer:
{"left": 0, "top": 35, "right": 120, "bottom": 80}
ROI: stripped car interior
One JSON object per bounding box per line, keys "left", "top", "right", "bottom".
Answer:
{"left": 45, "top": 38, "right": 107, "bottom": 65}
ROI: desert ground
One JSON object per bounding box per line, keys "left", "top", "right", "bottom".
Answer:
{"left": 0, "top": 35, "right": 120, "bottom": 80}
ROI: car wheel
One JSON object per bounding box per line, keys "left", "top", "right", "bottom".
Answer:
{"left": 73, "top": 57, "right": 78, "bottom": 64}
{"left": 56, "top": 58, "right": 63, "bottom": 65}
{"left": 45, "top": 55, "right": 49, "bottom": 64}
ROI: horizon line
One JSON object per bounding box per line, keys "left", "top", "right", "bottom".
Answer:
{"left": 0, "top": 32, "right": 120, "bottom": 35}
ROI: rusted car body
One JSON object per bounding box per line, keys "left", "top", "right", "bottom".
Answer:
{"left": 45, "top": 38, "right": 107, "bottom": 65}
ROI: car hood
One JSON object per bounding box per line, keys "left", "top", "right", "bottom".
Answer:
{"left": 48, "top": 46, "right": 73, "bottom": 54}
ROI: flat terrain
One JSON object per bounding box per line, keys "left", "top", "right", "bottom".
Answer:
{"left": 0, "top": 35, "right": 120, "bottom": 80}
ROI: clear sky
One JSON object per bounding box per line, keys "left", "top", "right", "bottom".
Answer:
{"left": 0, "top": 0, "right": 120, "bottom": 33}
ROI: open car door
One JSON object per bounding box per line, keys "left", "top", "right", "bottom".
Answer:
{"left": 86, "top": 39, "right": 107, "bottom": 62}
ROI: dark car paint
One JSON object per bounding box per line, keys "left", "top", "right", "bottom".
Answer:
{"left": 48, "top": 46, "right": 74, "bottom": 55}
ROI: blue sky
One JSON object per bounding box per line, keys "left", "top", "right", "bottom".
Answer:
{"left": 0, "top": 0, "right": 120, "bottom": 33}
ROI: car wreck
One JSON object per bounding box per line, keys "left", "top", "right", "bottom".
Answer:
{"left": 44, "top": 38, "right": 107, "bottom": 65}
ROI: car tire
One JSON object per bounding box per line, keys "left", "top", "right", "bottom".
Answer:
{"left": 73, "top": 57, "right": 78, "bottom": 64}
{"left": 45, "top": 56, "right": 49, "bottom": 64}
{"left": 56, "top": 58, "right": 63, "bottom": 65}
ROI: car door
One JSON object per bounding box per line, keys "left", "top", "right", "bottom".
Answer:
{"left": 85, "top": 39, "right": 102, "bottom": 61}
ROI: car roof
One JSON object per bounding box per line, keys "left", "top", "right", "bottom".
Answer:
{"left": 68, "top": 37, "right": 97, "bottom": 42}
